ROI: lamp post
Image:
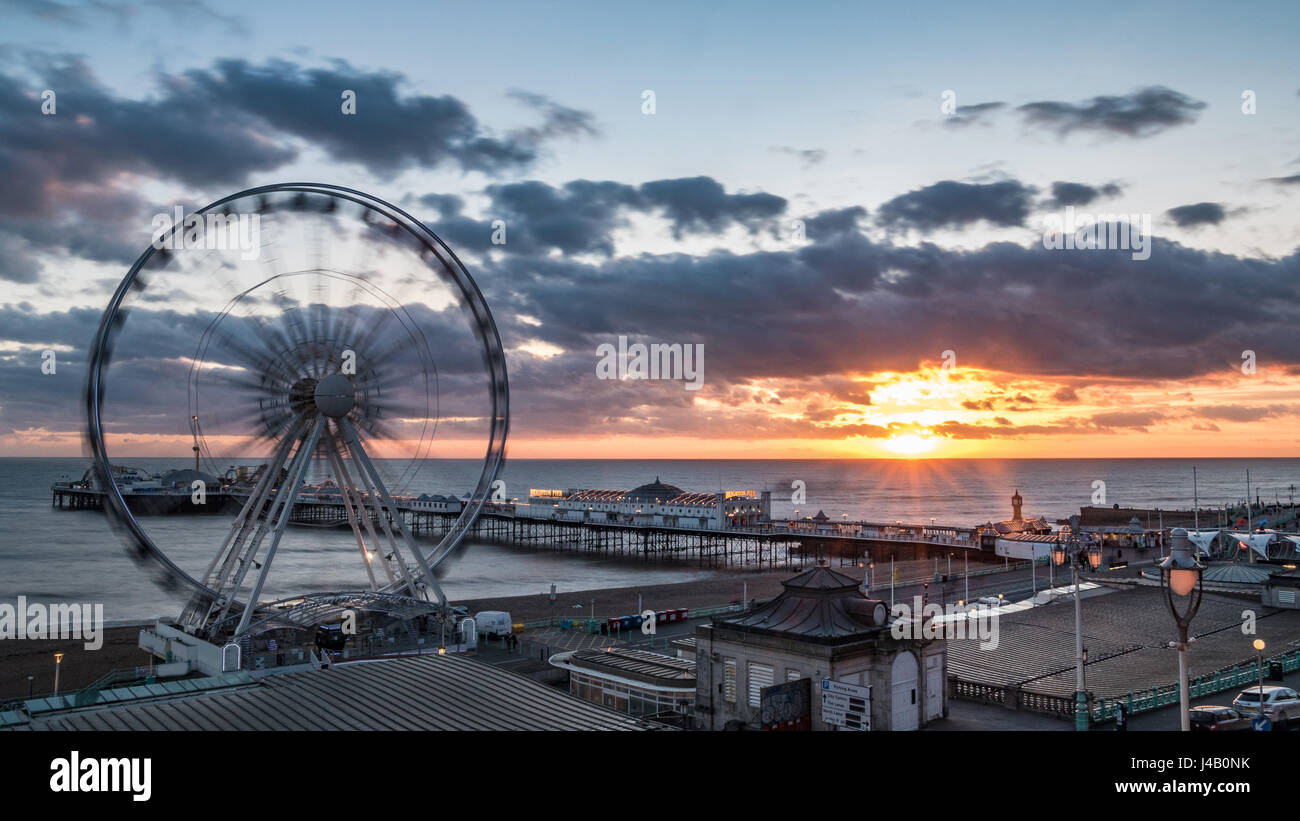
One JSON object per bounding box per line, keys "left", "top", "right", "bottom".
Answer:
{"left": 1159, "top": 528, "right": 1206, "bottom": 732}
{"left": 53, "top": 652, "right": 64, "bottom": 696}
{"left": 1254, "top": 639, "right": 1266, "bottom": 718}
{"left": 1052, "top": 514, "right": 1101, "bottom": 731}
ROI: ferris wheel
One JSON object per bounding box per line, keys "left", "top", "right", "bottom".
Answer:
{"left": 85, "top": 183, "right": 509, "bottom": 641}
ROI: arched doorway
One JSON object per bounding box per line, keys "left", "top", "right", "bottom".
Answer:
{"left": 891, "top": 651, "right": 919, "bottom": 731}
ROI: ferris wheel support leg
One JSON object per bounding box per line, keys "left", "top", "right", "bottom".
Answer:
{"left": 232, "top": 416, "right": 326, "bottom": 639}
{"left": 340, "top": 417, "right": 447, "bottom": 606}
{"left": 184, "top": 420, "right": 304, "bottom": 629}
{"left": 324, "top": 437, "right": 379, "bottom": 591}
{"left": 208, "top": 420, "right": 312, "bottom": 629}
{"left": 203, "top": 425, "right": 301, "bottom": 587}
{"left": 344, "top": 433, "right": 419, "bottom": 598}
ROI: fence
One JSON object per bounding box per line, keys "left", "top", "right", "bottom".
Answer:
{"left": 951, "top": 649, "right": 1300, "bottom": 724}
{"left": 1091, "top": 649, "right": 1300, "bottom": 723}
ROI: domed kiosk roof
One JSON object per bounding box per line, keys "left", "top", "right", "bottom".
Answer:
{"left": 626, "top": 477, "right": 686, "bottom": 503}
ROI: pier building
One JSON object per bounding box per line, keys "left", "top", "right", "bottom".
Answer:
{"left": 528, "top": 478, "right": 771, "bottom": 530}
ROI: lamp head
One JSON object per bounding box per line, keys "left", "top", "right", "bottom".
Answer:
{"left": 1159, "top": 528, "right": 1204, "bottom": 597}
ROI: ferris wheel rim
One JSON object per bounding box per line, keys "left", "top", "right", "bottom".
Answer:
{"left": 85, "top": 181, "right": 511, "bottom": 605}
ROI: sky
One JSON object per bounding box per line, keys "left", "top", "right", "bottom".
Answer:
{"left": 1, "top": 0, "right": 1299, "bottom": 459}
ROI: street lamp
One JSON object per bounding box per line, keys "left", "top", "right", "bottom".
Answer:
{"left": 1254, "top": 638, "right": 1266, "bottom": 719}
{"left": 53, "top": 652, "right": 64, "bottom": 696}
{"left": 1052, "top": 514, "right": 1097, "bottom": 731}
{"left": 1159, "top": 528, "right": 1205, "bottom": 731}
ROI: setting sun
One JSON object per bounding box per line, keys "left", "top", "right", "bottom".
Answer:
{"left": 883, "top": 432, "right": 936, "bottom": 456}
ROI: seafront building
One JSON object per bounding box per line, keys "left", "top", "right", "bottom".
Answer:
{"left": 528, "top": 478, "right": 771, "bottom": 530}
{"left": 693, "top": 565, "right": 947, "bottom": 731}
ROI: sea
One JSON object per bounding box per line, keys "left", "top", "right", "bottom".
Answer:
{"left": 3, "top": 457, "right": 1298, "bottom": 621}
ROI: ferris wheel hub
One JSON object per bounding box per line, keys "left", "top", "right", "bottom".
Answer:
{"left": 313, "top": 373, "right": 356, "bottom": 418}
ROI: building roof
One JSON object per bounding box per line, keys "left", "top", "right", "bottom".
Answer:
{"left": 562, "top": 647, "right": 696, "bottom": 686}
{"left": 991, "top": 517, "right": 1051, "bottom": 535}
{"left": 627, "top": 478, "right": 686, "bottom": 503}
{"left": 564, "top": 481, "right": 721, "bottom": 509}
{"left": 714, "top": 566, "right": 887, "bottom": 644}
{"left": 9, "top": 653, "right": 668, "bottom": 731}
{"left": 1202, "top": 563, "right": 1273, "bottom": 585}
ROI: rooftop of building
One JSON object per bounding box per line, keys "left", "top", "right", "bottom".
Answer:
{"left": 4, "top": 653, "right": 670, "bottom": 731}
{"left": 560, "top": 647, "right": 696, "bottom": 686}
{"left": 711, "top": 565, "right": 889, "bottom": 645}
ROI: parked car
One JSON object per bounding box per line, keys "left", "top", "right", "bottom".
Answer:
{"left": 1188, "top": 705, "right": 1252, "bottom": 731}
{"left": 1231, "top": 685, "right": 1300, "bottom": 729}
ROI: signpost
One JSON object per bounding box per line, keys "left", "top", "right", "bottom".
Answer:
{"left": 821, "top": 678, "right": 871, "bottom": 731}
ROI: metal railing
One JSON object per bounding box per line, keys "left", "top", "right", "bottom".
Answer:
{"left": 1091, "top": 649, "right": 1300, "bottom": 723}
{"left": 952, "top": 649, "right": 1300, "bottom": 724}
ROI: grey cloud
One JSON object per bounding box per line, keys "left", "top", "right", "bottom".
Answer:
{"left": 1167, "top": 202, "right": 1227, "bottom": 227}
{"left": 943, "top": 101, "right": 1006, "bottom": 127}
{"left": 877, "top": 180, "right": 1035, "bottom": 232}
{"left": 424, "top": 177, "right": 787, "bottom": 257}
{"left": 1017, "top": 86, "right": 1206, "bottom": 138}
{"left": 1046, "top": 181, "right": 1123, "bottom": 207}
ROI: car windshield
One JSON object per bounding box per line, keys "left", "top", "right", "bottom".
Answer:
{"left": 1237, "top": 692, "right": 1261, "bottom": 702}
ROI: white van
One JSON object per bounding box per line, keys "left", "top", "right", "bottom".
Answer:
{"left": 474, "top": 611, "right": 513, "bottom": 638}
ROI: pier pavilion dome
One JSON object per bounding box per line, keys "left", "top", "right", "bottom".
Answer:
{"left": 626, "top": 477, "right": 686, "bottom": 504}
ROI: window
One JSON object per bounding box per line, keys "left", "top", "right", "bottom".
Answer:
{"left": 786, "top": 668, "right": 801, "bottom": 682}
{"left": 748, "top": 662, "right": 774, "bottom": 707}
{"left": 723, "top": 658, "right": 737, "bottom": 702}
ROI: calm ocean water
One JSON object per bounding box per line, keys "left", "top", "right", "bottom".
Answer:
{"left": 3, "top": 457, "right": 1298, "bottom": 621}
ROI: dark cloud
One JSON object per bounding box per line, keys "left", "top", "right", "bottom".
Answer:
{"left": 1046, "top": 181, "right": 1123, "bottom": 207}
{"left": 803, "top": 206, "right": 867, "bottom": 239}
{"left": 478, "top": 179, "right": 642, "bottom": 256}
{"left": 1017, "top": 86, "right": 1206, "bottom": 138}
{"left": 877, "top": 180, "right": 1034, "bottom": 232}
{"left": 505, "top": 89, "right": 600, "bottom": 140}
{"left": 423, "top": 176, "right": 787, "bottom": 257}
{"left": 0, "top": 54, "right": 297, "bottom": 213}
{"left": 1166, "top": 202, "right": 1227, "bottom": 227}
{"left": 638, "top": 177, "right": 786, "bottom": 238}
{"left": 1266, "top": 174, "right": 1300, "bottom": 187}
{"left": 184, "top": 58, "right": 592, "bottom": 177}
{"left": 417, "top": 193, "right": 465, "bottom": 218}
{"left": 0, "top": 52, "right": 598, "bottom": 281}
